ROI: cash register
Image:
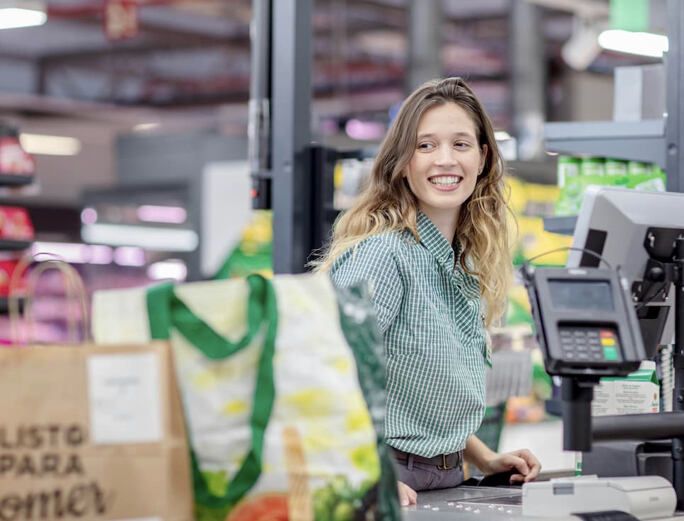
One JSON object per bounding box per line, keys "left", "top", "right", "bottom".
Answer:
{"left": 522, "top": 187, "right": 684, "bottom": 519}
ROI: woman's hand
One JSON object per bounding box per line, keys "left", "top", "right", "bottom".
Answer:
{"left": 481, "top": 448, "right": 541, "bottom": 484}
{"left": 398, "top": 481, "right": 417, "bottom": 506}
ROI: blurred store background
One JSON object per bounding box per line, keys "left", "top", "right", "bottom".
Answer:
{"left": 0, "top": 0, "right": 673, "bottom": 465}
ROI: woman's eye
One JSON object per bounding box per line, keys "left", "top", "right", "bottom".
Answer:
{"left": 417, "top": 142, "right": 434, "bottom": 150}
{"left": 454, "top": 141, "right": 471, "bottom": 149}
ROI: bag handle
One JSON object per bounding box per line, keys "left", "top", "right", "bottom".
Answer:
{"left": 8, "top": 254, "right": 90, "bottom": 344}
{"left": 146, "top": 274, "right": 277, "bottom": 511}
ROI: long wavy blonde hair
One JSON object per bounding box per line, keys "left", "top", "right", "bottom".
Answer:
{"left": 314, "top": 77, "right": 513, "bottom": 327}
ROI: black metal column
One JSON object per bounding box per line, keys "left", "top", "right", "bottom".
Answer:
{"left": 271, "top": 0, "right": 313, "bottom": 274}
{"left": 673, "top": 238, "right": 684, "bottom": 508}
{"left": 665, "top": 0, "right": 684, "bottom": 192}
{"left": 248, "top": 0, "right": 272, "bottom": 210}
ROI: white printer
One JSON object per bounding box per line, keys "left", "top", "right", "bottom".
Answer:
{"left": 522, "top": 476, "right": 677, "bottom": 520}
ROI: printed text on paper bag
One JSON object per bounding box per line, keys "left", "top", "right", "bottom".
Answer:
{"left": 0, "top": 424, "right": 111, "bottom": 520}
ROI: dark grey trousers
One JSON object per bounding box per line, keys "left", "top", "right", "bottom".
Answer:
{"left": 393, "top": 453, "right": 465, "bottom": 491}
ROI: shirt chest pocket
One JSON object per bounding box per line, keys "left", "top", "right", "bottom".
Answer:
{"left": 455, "top": 298, "right": 491, "bottom": 365}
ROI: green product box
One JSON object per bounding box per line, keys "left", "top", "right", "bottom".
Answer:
{"left": 580, "top": 157, "right": 606, "bottom": 177}
{"left": 554, "top": 156, "right": 583, "bottom": 216}
{"left": 557, "top": 155, "right": 581, "bottom": 188}
{"left": 627, "top": 161, "right": 651, "bottom": 177}
{"left": 605, "top": 159, "right": 628, "bottom": 177}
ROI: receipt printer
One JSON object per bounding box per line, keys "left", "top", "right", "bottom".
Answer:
{"left": 522, "top": 476, "right": 676, "bottom": 520}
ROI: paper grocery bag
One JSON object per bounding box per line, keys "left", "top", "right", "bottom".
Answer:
{"left": 0, "top": 341, "right": 193, "bottom": 521}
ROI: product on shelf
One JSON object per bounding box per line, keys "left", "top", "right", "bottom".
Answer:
{"left": 0, "top": 206, "right": 34, "bottom": 242}
{"left": 555, "top": 155, "right": 667, "bottom": 216}
{"left": 0, "top": 124, "right": 35, "bottom": 178}
{"left": 0, "top": 258, "right": 27, "bottom": 298}
{"left": 605, "top": 158, "right": 628, "bottom": 177}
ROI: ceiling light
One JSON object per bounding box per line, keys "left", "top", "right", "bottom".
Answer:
{"left": 81, "top": 207, "right": 98, "bottom": 225}
{"left": 562, "top": 16, "right": 602, "bottom": 71}
{"left": 147, "top": 259, "right": 187, "bottom": 281}
{"left": 113, "top": 246, "right": 146, "bottom": 267}
{"left": 0, "top": 3, "right": 47, "bottom": 30}
{"left": 598, "top": 29, "right": 668, "bottom": 58}
{"left": 31, "top": 242, "right": 113, "bottom": 265}
{"left": 82, "top": 223, "right": 199, "bottom": 252}
{"left": 133, "top": 122, "right": 160, "bottom": 132}
{"left": 32, "top": 242, "right": 90, "bottom": 264}
{"left": 344, "top": 119, "right": 386, "bottom": 141}
{"left": 19, "top": 133, "right": 81, "bottom": 156}
{"left": 136, "top": 205, "right": 187, "bottom": 224}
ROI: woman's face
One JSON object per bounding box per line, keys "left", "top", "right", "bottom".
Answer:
{"left": 404, "top": 102, "right": 486, "bottom": 221}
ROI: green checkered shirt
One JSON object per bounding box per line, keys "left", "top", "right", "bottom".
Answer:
{"left": 330, "top": 212, "right": 490, "bottom": 458}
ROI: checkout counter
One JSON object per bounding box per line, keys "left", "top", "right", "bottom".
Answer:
{"left": 405, "top": 187, "right": 684, "bottom": 520}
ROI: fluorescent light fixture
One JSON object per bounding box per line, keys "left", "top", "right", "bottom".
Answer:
{"left": 114, "top": 246, "right": 146, "bottom": 267}
{"left": 147, "top": 259, "right": 187, "bottom": 281}
{"left": 598, "top": 29, "right": 668, "bottom": 58}
{"left": 19, "top": 133, "right": 81, "bottom": 156}
{"left": 81, "top": 207, "right": 98, "bottom": 225}
{"left": 345, "top": 119, "right": 386, "bottom": 141}
{"left": 89, "top": 245, "right": 114, "bottom": 265}
{"left": 562, "top": 16, "right": 602, "bottom": 70}
{"left": 0, "top": 6, "right": 47, "bottom": 30}
{"left": 32, "top": 241, "right": 113, "bottom": 265}
{"left": 494, "top": 131, "right": 512, "bottom": 141}
{"left": 133, "top": 122, "right": 160, "bottom": 132}
{"left": 32, "top": 242, "right": 89, "bottom": 264}
{"left": 82, "top": 223, "right": 199, "bottom": 252}
{"left": 137, "top": 205, "right": 187, "bottom": 224}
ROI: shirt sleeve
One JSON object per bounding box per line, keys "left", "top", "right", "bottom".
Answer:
{"left": 330, "top": 237, "right": 404, "bottom": 334}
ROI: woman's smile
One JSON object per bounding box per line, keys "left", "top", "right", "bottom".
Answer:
{"left": 427, "top": 174, "right": 464, "bottom": 191}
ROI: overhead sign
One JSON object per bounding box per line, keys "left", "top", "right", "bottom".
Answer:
{"left": 104, "top": 0, "right": 139, "bottom": 41}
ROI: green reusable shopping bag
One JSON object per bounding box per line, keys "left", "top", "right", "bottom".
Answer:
{"left": 94, "top": 273, "right": 401, "bottom": 521}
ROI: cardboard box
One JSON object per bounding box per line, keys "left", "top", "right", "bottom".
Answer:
{"left": 592, "top": 361, "right": 659, "bottom": 416}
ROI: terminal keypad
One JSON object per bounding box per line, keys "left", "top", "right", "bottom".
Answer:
{"left": 558, "top": 326, "right": 620, "bottom": 362}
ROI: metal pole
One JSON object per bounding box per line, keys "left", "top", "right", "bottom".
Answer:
{"left": 665, "top": 0, "right": 684, "bottom": 192}
{"left": 406, "top": 0, "right": 442, "bottom": 93}
{"left": 248, "top": 0, "right": 272, "bottom": 209}
{"left": 271, "top": 0, "right": 313, "bottom": 274}
{"left": 592, "top": 412, "right": 684, "bottom": 442}
{"left": 511, "top": 0, "right": 546, "bottom": 160}
{"left": 673, "top": 238, "right": 684, "bottom": 508}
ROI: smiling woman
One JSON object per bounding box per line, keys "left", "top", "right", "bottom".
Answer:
{"left": 313, "top": 77, "right": 541, "bottom": 506}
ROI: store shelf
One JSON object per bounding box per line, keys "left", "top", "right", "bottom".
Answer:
{"left": 0, "top": 174, "right": 34, "bottom": 187}
{"left": 543, "top": 216, "right": 577, "bottom": 236}
{"left": 507, "top": 160, "right": 557, "bottom": 185}
{"left": 0, "top": 239, "right": 32, "bottom": 251}
{"left": 544, "top": 119, "right": 665, "bottom": 167}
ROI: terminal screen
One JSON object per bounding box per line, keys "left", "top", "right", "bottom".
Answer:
{"left": 548, "top": 280, "right": 614, "bottom": 312}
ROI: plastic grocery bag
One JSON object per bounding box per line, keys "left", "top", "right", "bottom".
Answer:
{"left": 92, "top": 273, "right": 400, "bottom": 521}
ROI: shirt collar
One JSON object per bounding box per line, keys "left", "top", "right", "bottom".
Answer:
{"left": 416, "top": 212, "right": 461, "bottom": 270}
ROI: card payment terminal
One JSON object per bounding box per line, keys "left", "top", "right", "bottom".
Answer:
{"left": 523, "top": 266, "right": 646, "bottom": 378}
